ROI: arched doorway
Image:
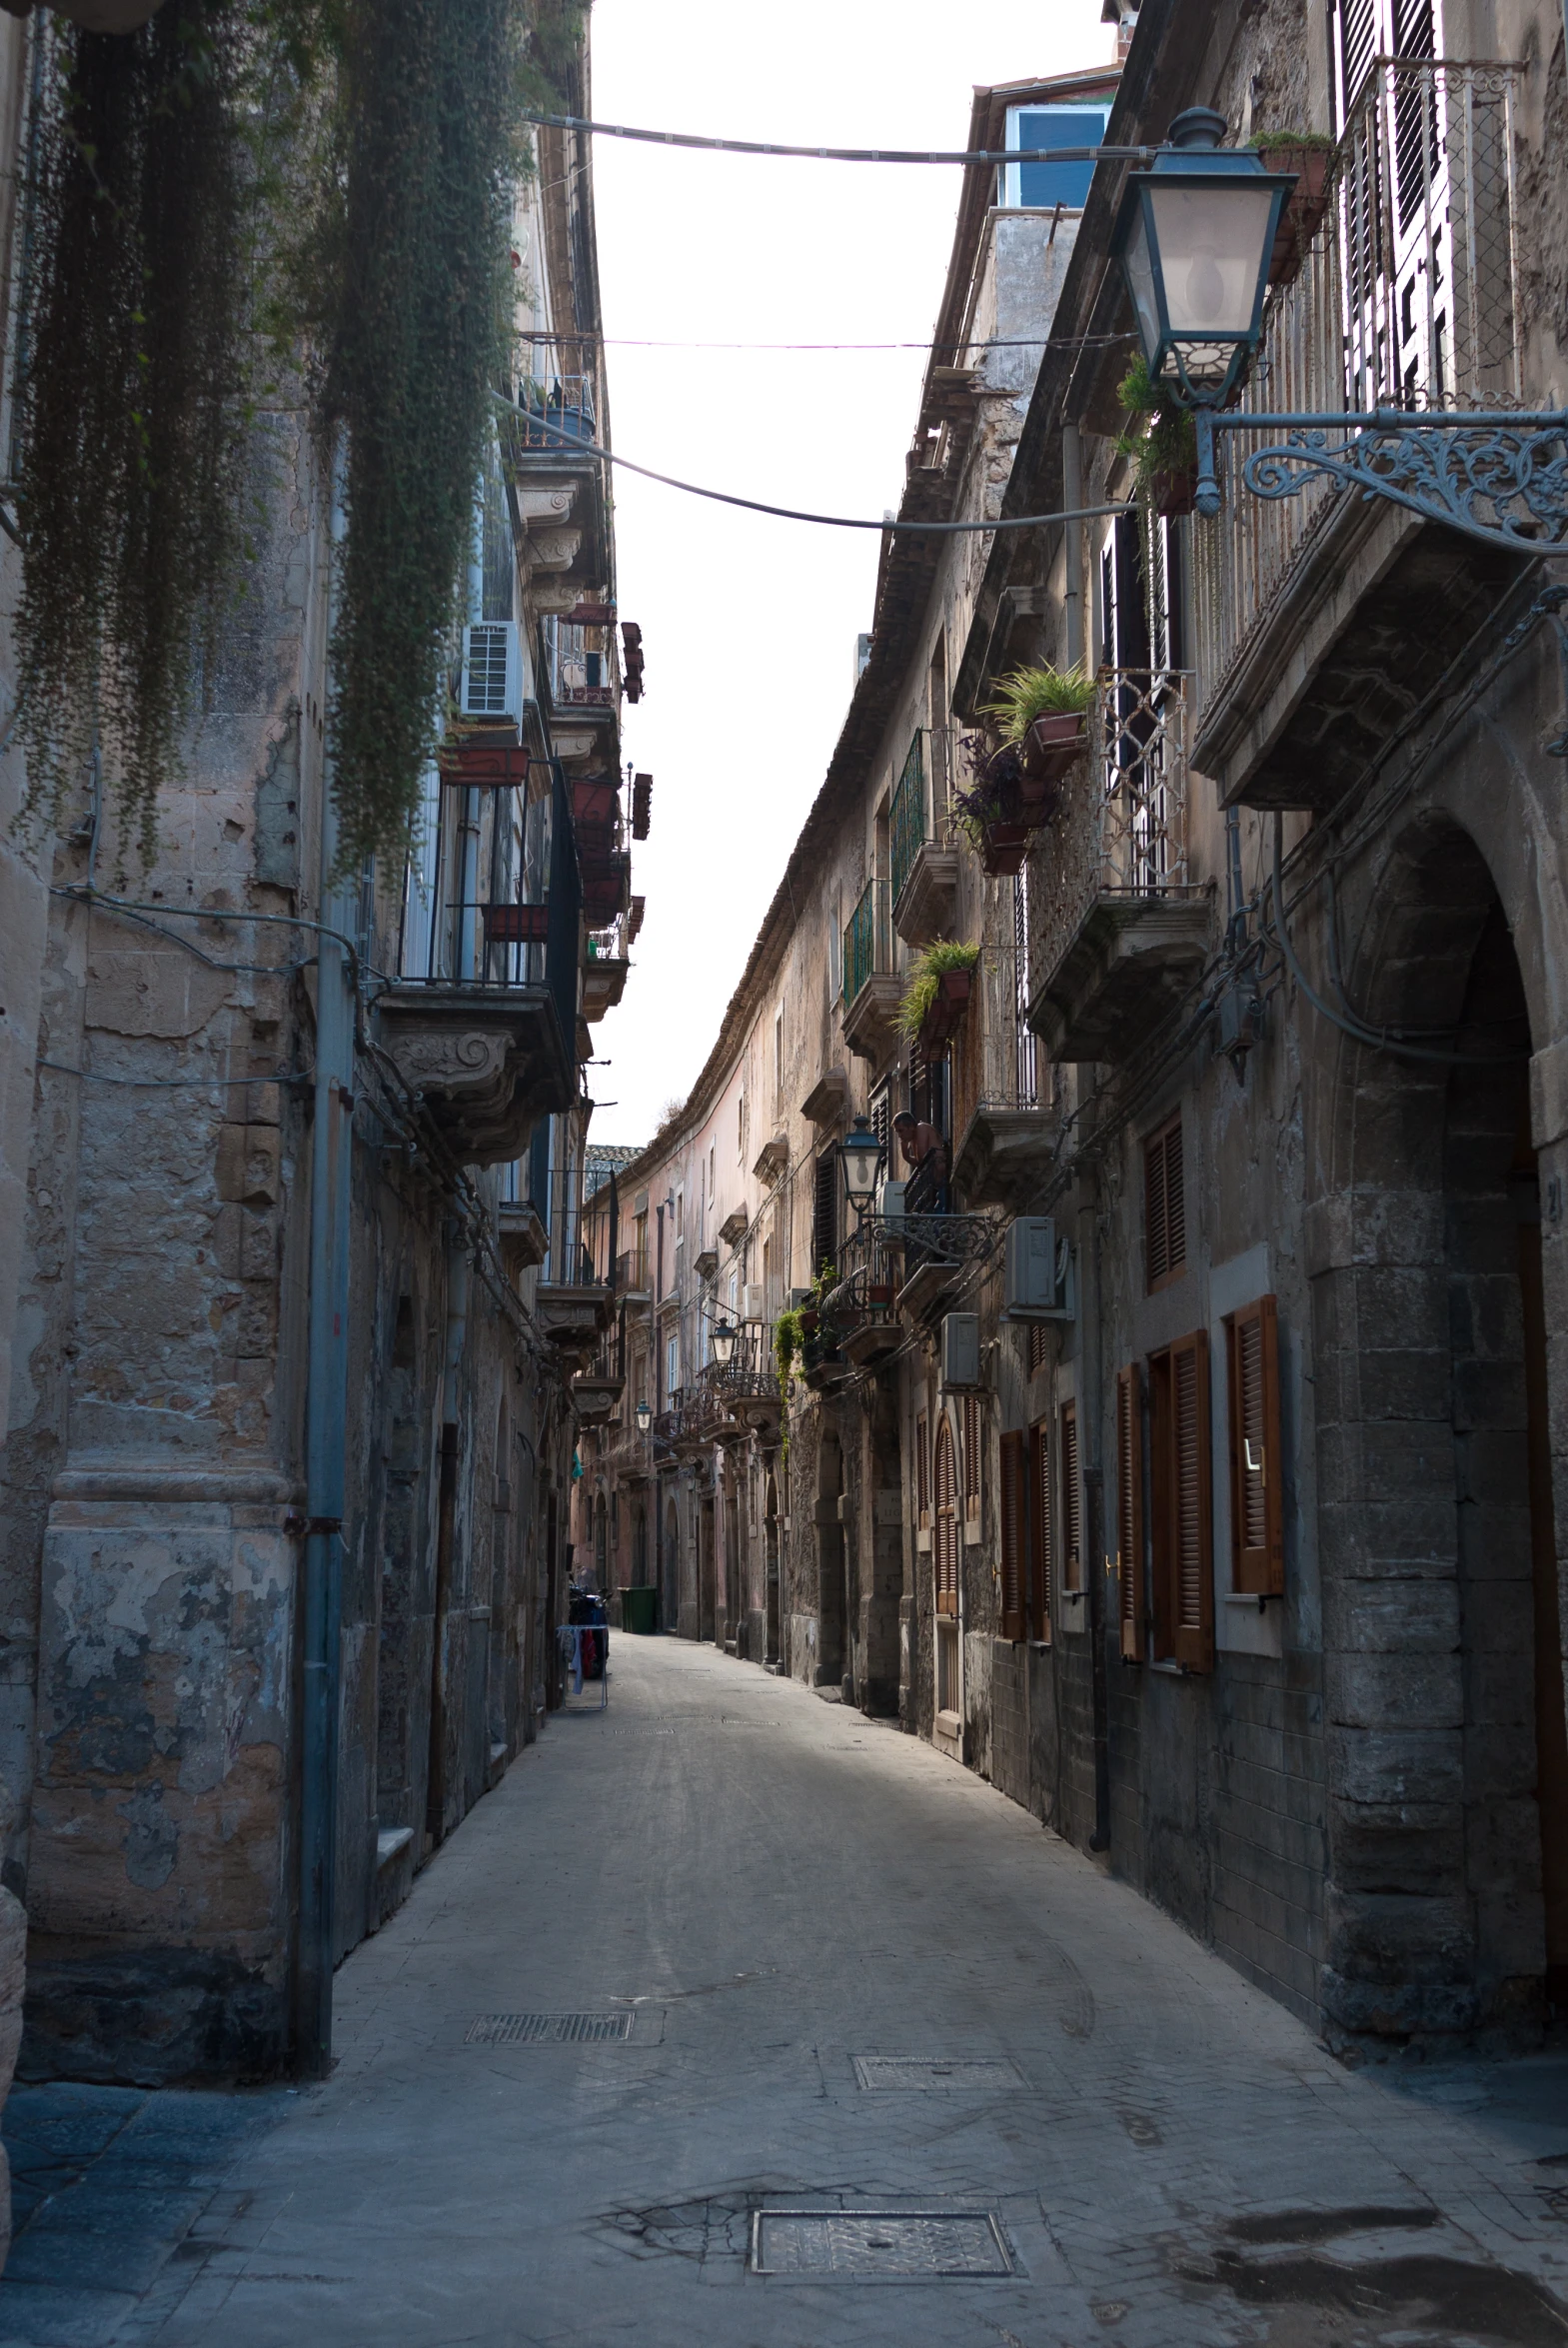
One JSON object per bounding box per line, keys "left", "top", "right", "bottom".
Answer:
{"left": 765, "top": 1470, "right": 781, "bottom": 1665}
{"left": 634, "top": 1502, "right": 648, "bottom": 1584}
{"left": 933, "top": 1415, "right": 959, "bottom": 1724}
{"left": 1316, "top": 818, "right": 1568, "bottom": 2039}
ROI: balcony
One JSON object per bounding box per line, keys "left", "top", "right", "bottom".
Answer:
{"left": 841, "top": 877, "right": 900, "bottom": 1063}
{"left": 1190, "top": 59, "right": 1528, "bottom": 812}
{"left": 583, "top": 911, "right": 631, "bottom": 1022}
{"left": 889, "top": 727, "right": 959, "bottom": 946}
{"left": 534, "top": 1173, "right": 619, "bottom": 1359}
{"left": 386, "top": 767, "right": 579, "bottom": 1164}
{"left": 951, "top": 946, "right": 1058, "bottom": 1208}
{"left": 497, "top": 1200, "right": 548, "bottom": 1276}
{"left": 500, "top": 336, "right": 609, "bottom": 601}
{"left": 1028, "top": 671, "right": 1208, "bottom": 1065}
{"left": 836, "top": 1177, "right": 996, "bottom": 1332}
{"left": 572, "top": 779, "right": 632, "bottom": 931}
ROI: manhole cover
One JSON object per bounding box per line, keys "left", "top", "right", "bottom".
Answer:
{"left": 751, "top": 2210, "right": 1012, "bottom": 2277}
{"left": 465, "top": 2011, "right": 634, "bottom": 2045}
{"left": 852, "top": 2056, "right": 1024, "bottom": 2092}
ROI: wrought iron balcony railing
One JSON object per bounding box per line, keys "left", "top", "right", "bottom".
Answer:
{"left": 1191, "top": 57, "right": 1523, "bottom": 712}
{"left": 511, "top": 334, "right": 601, "bottom": 454}
{"left": 543, "top": 614, "right": 617, "bottom": 711}
{"left": 843, "top": 875, "right": 893, "bottom": 1009}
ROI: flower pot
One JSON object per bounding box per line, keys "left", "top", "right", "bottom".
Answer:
{"left": 919, "top": 968, "right": 972, "bottom": 1049}
{"left": 1256, "top": 144, "right": 1332, "bottom": 289}
{"left": 1021, "top": 712, "right": 1088, "bottom": 789}
{"left": 979, "top": 822, "right": 1029, "bottom": 877}
{"left": 1017, "top": 775, "right": 1062, "bottom": 829}
{"left": 1149, "top": 465, "right": 1198, "bottom": 519}
{"left": 798, "top": 1308, "right": 818, "bottom": 1337}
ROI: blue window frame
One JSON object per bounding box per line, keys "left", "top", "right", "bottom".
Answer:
{"left": 1005, "top": 106, "right": 1111, "bottom": 211}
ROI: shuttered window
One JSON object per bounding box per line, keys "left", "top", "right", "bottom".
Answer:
{"left": 1226, "top": 1293, "right": 1284, "bottom": 1596}
{"left": 998, "top": 1430, "right": 1025, "bottom": 1642}
{"left": 915, "top": 1412, "right": 930, "bottom": 1528}
{"left": 1148, "top": 1330, "right": 1213, "bottom": 1670}
{"left": 1144, "top": 1113, "right": 1185, "bottom": 1292}
{"left": 811, "top": 1149, "right": 837, "bottom": 1280}
{"left": 962, "top": 1392, "right": 982, "bottom": 1528}
{"left": 1028, "top": 1319, "right": 1050, "bottom": 1377}
{"left": 1116, "top": 1364, "right": 1144, "bottom": 1661}
{"left": 933, "top": 1416, "right": 958, "bottom": 1616}
{"left": 1028, "top": 1416, "right": 1052, "bottom": 1642}
{"left": 1060, "top": 1399, "right": 1081, "bottom": 1591}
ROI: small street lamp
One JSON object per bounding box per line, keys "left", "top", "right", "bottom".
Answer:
{"left": 838, "top": 1115, "right": 883, "bottom": 1226}
{"left": 1112, "top": 107, "right": 1290, "bottom": 411}
{"left": 635, "top": 1398, "right": 653, "bottom": 1434}
{"left": 711, "top": 1319, "right": 739, "bottom": 1370}
{"left": 1114, "top": 108, "right": 1568, "bottom": 547}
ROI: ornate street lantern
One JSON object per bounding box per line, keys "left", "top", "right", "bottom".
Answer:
{"left": 838, "top": 1115, "right": 882, "bottom": 1224}
{"left": 635, "top": 1399, "right": 653, "bottom": 1433}
{"left": 711, "top": 1320, "right": 739, "bottom": 1369}
{"left": 1113, "top": 108, "right": 1291, "bottom": 407}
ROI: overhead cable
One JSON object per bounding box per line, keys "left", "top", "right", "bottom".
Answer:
{"left": 523, "top": 109, "right": 1153, "bottom": 169}
{"left": 494, "top": 396, "right": 1127, "bottom": 535}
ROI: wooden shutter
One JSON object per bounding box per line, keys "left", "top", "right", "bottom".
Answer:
{"left": 812, "top": 1150, "right": 837, "bottom": 1278}
{"left": 962, "top": 1392, "right": 981, "bottom": 1527}
{"left": 999, "top": 1430, "right": 1025, "bottom": 1641}
{"left": 1227, "top": 1294, "right": 1284, "bottom": 1596}
{"left": 1333, "top": 0, "right": 1379, "bottom": 123}
{"left": 1028, "top": 1319, "right": 1049, "bottom": 1377}
{"left": 1171, "top": 1329, "right": 1213, "bottom": 1671}
{"left": 1028, "top": 1415, "right": 1052, "bottom": 1642}
{"left": 1144, "top": 1113, "right": 1185, "bottom": 1292}
{"left": 915, "top": 1412, "right": 929, "bottom": 1527}
{"left": 1060, "top": 1400, "right": 1081, "bottom": 1591}
{"left": 1116, "top": 1364, "right": 1144, "bottom": 1661}
{"left": 933, "top": 1416, "right": 958, "bottom": 1615}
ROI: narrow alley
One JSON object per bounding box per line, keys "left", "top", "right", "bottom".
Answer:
{"left": 1, "top": 1637, "right": 1563, "bottom": 2348}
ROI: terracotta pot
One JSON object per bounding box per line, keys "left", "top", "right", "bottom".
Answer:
{"left": 1150, "top": 465, "right": 1198, "bottom": 519}
{"left": 920, "top": 968, "right": 973, "bottom": 1049}
{"left": 798, "top": 1308, "right": 818, "bottom": 1337}
{"left": 1256, "top": 144, "right": 1332, "bottom": 288}
{"left": 1017, "top": 775, "right": 1062, "bottom": 829}
{"left": 1020, "top": 712, "right": 1088, "bottom": 788}
{"left": 979, "top": 822, "right": 1029, "bottom": 878}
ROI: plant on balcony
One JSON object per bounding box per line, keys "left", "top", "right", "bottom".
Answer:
{"left": 980, "top": 663, "right": 1093, "bottom": 799}
{"left": 1116, "top": 356, "right": 1200, "bottom": 519}
{"left": 1248, "top": 128, "right": 1335, "bottom": 288}
{"left": 952, "top": 738, "right": 1029, "bottom": 876}
{"left": 898, "top": 940, "right": 978, "bottom": 1046}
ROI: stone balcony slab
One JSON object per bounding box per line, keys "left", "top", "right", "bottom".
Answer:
{"left": 378, "top": 986, "right": 571, "bottom": 1168}
{"left": 842, "top": 975, "right": 902, "bottom": 1066}
{"left": 1029, "top": 896, "right": 1211, "bottom": 1065}
{"left": 892, "top": 842, "right": 960, "bottom": 947}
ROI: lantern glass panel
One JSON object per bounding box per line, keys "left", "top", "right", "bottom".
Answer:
{"left": 1147, "top": 180, "right": 1276, "bottom": 359}
{"left": 1123, "top": 204, "right": 1161, "bottom": 367}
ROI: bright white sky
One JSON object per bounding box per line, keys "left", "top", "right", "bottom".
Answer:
{"left": 589, "top": 0, "right": 1112, "bottom": 1147}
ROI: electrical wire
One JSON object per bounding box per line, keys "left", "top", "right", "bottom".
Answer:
{"left": 578, "top": 332, "right": 1138, "bottom": 353}
{"left": 494, "top": 395, "right": 1128, "bottom": 535}
{"left": 522, "top": 109, "right": 1152, "bottom": 169}
{"left": 38, "top": 1059, "right": 303, "bottom": 1091}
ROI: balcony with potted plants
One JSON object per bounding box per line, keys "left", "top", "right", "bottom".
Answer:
{"left": 1188, "top": 62, "right": 1529, "bottom": 813}
{"left": 1027, "top": 668, "right": 1209, "bottom": 1064}
{"left": 500, "top": 335, "right": 610, "bottom": 599}
{"left": 583, "top": 910, "right": 631, "bottom": 1022}
{"left": 950, "top": 945, "right": 1058, "bottom": 1208}
{"left": 952, "top": 664, "right": 1094, "bottom": 877}
{"left": 841, "top": 877, "right": 901, "bottom": 1064}
{"left": 889, "top": 727, "right": 959, "bottom": 946}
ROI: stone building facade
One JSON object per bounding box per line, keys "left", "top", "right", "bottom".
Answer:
{"left": 596, "top": 0, "right": 1568, "bottom": 2052}
{"left": 0, "top": 18, "right": 638, "bottom": 2086}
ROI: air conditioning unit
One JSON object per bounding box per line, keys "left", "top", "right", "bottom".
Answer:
{"left": 743, "top": 1283, "right": 765, "bottom": 1322}
{"left": 877, "top": 1177, "right": 906, "bottom": 1227}
{"left": 460, "top": 621, "right": 524, "bottom": 731}
{"left": 1002, "top": 1215, "right": 1075, "bottom": 1322}
{"left": 940, "top": 1311, "right": 981, "bottom": 1390}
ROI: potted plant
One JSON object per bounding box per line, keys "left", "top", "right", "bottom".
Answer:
{"left": 980, "top": 663, "right": 1095, "bottom": 798}
{"left": 898, "top": 941, "right": 980, "bottom": 1050}
{"left": 951, "top": 738, "right": 1030, "bottom": 873}
{"left": 1116, "top": 355, "right": 1201, "bottom": 518}
{"left": 1249, "top": 129, "right": 1335, "bottom": 289}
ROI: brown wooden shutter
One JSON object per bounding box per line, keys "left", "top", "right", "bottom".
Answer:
{"left": 812, "top": 1150, "right": 837, "bottom": 1278}
{"left": 999, "top": 1430, "right": 1025, "bottom": 1641}
{"left": 1060, "top": 1399, "right": 1081, "bottom": 1591}
{"left": 1144, "top": 1113, "right": 1185, "bottom": 1293}
{"left": 1116, "top": 1363, "right": 1144, "bottom": 1661}
{"left": 1028, "top": 1415, "right": 1052, "bottom": 1642}
{"left": 1028, "top": 1319, "right": 1049, "bottom": 1377}
{"left": 1227, "top": 1294, "right": 1283, "bottom": 1596}
{"left": 933, "top": 1416, "right": 958, "bottom": 1615}
{"left": 1171, "top": 1329, "right": 1213, "bottom": 1671}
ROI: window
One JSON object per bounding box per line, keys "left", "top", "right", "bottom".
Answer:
{"left": 1060, "top": 1401, "right": 1081, "bottom": 1591}
{"left": 915, "top": 1412, "right": 930, "bottom": 1528}
{"left": 775, "top": 1008, "right": 784, "bottom": 1108}
{"left": 633, "top": 1209, "right": 648, "bottom": 1289}
{"left": 812, "top": 1149, "right": 837, "bottom": 1280}
{"left": 737, "top": 1087, "right": 746, "bottom": 1164}
{"left": 1002, "top": 103, "right": 1111, "bottom": 211}
{"left": 665, "top": 1332, "right": 679, "bottom": 1401}
{"left": 1144, "top": 1113, "right": 1186, "bottom": 1292}
{"left": 962, "top": 1392, "right": 982, "bottom": 1532}
{"left": 709, "top": 1145, "right": 715, "bottom": 1205}
{"left": 1028, "top": 1416, "right": 1052, "bottom": 1642}
{"left": 1116, "top": 1365, "right": 1144, "bottom": 1661}
{"left": 1027, "top": 1318, "right": 1050, "bottom": 1378}
{"left": 933, "top": 1417, "right": 958, "bottom": 1618}
{"left": 1226, "top": 1294, "right": 1284, "bottom": 1596}
{"left": 999, "top": 1430, "right": 1026, "bottom": 1642}
{"left": 1148, "top": 1330, "right": 1213, "bottom": 1670}
{"left": 1330, "top": 0, "right": 1434, "bottom": 126}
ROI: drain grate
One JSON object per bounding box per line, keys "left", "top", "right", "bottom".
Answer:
{"left": 465, "top": 2011, "right": 634, "bottom": 2045}
{"left": 752, "top": 2209, "right": 1012, "bottom": 2278}
{"left": 852, "top": 2056, "right": 1024, "bottom": 2092}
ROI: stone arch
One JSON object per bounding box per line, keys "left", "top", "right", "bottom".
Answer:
{"left": 1311, "top": 812, "right": 1568, "bottom": 2041}
{"left": 932, "top": 1407, "right": 961, "bottom": 1725}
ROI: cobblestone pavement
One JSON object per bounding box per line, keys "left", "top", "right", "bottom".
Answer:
{"left": 1, "top": 1636, "right": 1566, "bottom": 2348}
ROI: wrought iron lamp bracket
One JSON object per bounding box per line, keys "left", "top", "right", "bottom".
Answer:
{"left": 1192, "top": 408, "right": 1568, "bottom": 554}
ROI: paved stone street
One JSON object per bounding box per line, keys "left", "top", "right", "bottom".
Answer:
{"left": 1, "top": 1636, "right": 1566, "bottom": 2348}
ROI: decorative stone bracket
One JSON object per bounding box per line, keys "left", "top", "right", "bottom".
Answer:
{"left": 378, "top": 986, "right": 571, "bottom": 1168}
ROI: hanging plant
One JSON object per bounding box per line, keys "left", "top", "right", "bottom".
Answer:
{"left": 1115, "top": 354, "right": 1200, "bottom": 519}
{"left": 898, "top": 940, "right": 978, "bottom": 1041}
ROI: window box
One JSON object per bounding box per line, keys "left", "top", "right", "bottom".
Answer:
{"left": 919, "top": 969, "right": 972, "bottom": 1048}
{"left": 1255, "top": 141, "right": 1332, "bottom": 289}
{"left": 979, "top": 821, "right": 1029, "bottom": 877}
{"left": 1020, "top": 713, "right": 1088, "bottom": 789}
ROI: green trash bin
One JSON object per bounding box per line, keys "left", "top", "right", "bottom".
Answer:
{"left": 621, "top": 1585, "right": 658, "bottom": 1636}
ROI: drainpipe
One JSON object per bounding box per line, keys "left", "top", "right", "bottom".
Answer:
{"left": 1062, "top": 421, "right": 1085, "bottom": 673}
{"left": 1078, "top": 1171, "right": 1111, "bottom": 1852}
{"left": 297, "top": 472, "right": 356, "bottom": 2077}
